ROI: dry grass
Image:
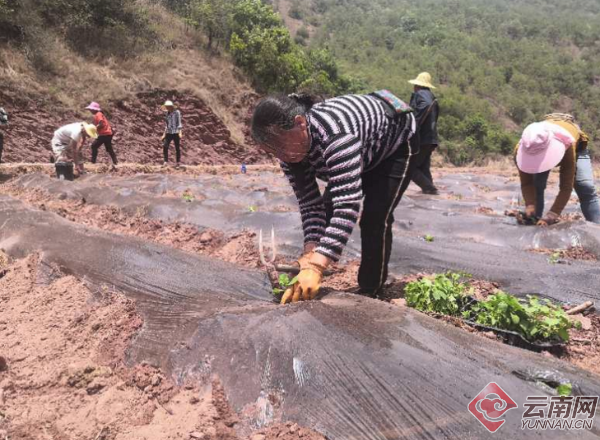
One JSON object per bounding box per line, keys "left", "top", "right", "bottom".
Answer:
{"left": 0, "top": 1, "right": 255, "bottom": 144}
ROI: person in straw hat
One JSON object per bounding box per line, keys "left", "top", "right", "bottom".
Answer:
{"left": 0, "top": 107, "right": 8, "bottom": 164}
{"left": 51, "top": 122, "right": 98, "bottom": 180}
{"left": 160, "top": 100, "right": 183, "bottom": 167}
{"left": 408, "top": 72, "right": 440, "bottom": 195}
{"left": 86, "top": 102, "right": 118, "bottom": 168}
{"left": 515, "top": 114, "right": 600, "bottom": 226}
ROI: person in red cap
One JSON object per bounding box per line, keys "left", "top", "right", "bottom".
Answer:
{"left": 515, "top": 114, "right": 600, "bottom": 226}
{"left": 86, "top": 102, "right": 118, "bottom": 168}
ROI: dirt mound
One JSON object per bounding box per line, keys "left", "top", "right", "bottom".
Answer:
{"left": 0, "top": 254, "right": 181, "bottom": 439}
{"left": 0, "top": 255, "right": 326, "bottom": 440}
{"left": 255, "top": 422, "right": 327, "bottom": 440}
{"left": 531, "top": 246, "right": 598, "bottom": 262}
{"left": 0, "top": 88, "right": 268, "bottom": 166}
{"left": 0, "top": 183, "right": 265, "bottom": 269}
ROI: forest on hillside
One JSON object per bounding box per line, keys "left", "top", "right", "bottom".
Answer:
{"left": 2, "top": 0, "right": 600, "bottom": 164}
{"left": 281, "top": 0, "right": 600, "bottom": 163}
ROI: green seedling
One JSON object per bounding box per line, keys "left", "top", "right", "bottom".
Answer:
{"left": 248, "top": 205, "right": 257, "bottom": 213}
{"left": 548, "top": 252, "right": 561, "bottom": 264}
{"left": 405, "top": 273, "right": 469, "bottom": 316}
{"left": 273, "top": 273, "right": 299, "bottom": 296}
{"left": 424, "top": 234, "right": 434, "bottom": 242}
{"left": 557, "top": 383, "right": 572, "bottom": 397}
{"left": 405, "top": 272, "right": 577, "bottom": 343}
{"left": 467, "top": 293, "right": 576, "bottom": 342}
{"left": 182, "top": 190, "right": 194, "bottom": 203}
{"left": 456, "top": 270, "right": 473, "bottom": 279}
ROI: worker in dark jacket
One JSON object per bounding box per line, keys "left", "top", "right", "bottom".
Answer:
{"left": 409, "top": 72, "right": 439, "bottom": 195}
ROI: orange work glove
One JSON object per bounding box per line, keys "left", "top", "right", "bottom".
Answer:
{"left": 281, "top": 265, "right": 324, "bottom": 304}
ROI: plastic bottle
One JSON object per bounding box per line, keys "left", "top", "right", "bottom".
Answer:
{"left": 241, "top": 163, "right": 247, "bottom": 174}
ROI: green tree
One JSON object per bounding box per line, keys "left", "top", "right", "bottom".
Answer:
{"left": 187, "top": 0, "right": 232, "bottom": 49}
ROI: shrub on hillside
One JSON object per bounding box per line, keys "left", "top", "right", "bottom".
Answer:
{"left": 0, "top": 0, "right": 159, "bottom": 64}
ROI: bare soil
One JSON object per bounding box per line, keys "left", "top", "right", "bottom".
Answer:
{"left": 0, "top": 89, "right": 269, "bottom": 166}
{"left": 0, "top": 255, "right": 327, "bottom": 440}
{"left": 0, "top": 184, "right": 264, "bottom": 269}
{"left": 475, "top": 206, "right": 495, "bottom": 216}
{"left": 564, "top": 313, "right": 600, "bottom": 376}
{"left": 530, "top": 246, "right": 597, "bottom": 262}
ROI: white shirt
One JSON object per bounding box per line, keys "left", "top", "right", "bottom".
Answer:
{"left": 53, "top": 123, "right": 84, "bottom": 146}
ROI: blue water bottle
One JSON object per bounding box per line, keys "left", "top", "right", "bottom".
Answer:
{"left": 241, "top": 163, "right": 247, "bottom": 174}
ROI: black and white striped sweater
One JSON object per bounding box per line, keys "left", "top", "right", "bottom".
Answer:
{"left": 282, "top": 94, "right": 416, "bottom": 262}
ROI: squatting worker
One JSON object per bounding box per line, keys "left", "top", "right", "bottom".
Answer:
{"left": 161, "top": 100, "right": 183, "bottom": 167}
{"left": 251, "top": 92, "right": 417, "bottom": 303}
{"left": 86, "top": 102, "right": 118, "bottom": 168}
{"left": 0, "top": 107, "right": 8, "bottom": 163}
{"left": 51, "top": 122, "right": 98, "bottom": 180}
{"left": 408, "top": 72, "right": 439, "bottom": 195}
{"left": 515, "top": 113, "right": 600, "bottom": 226}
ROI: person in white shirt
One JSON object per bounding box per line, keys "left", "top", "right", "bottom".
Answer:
{"left": 51, "top": 122, "right": 98, "bottom": 179}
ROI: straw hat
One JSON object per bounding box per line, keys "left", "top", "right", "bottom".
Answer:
{"left": 86, "top": 102, "right": 102, "bottom": 112}
{"left": 161, "top": 100, "right": 177, "bottom": 111}
{"left": 83, "top": 123, "right": 98, "bottom": 139}
{"left": 516, "top": 121, "right": 575, "bottom": 174}
{"left": 409, "top": 72, "right": 436, "bottom": 89}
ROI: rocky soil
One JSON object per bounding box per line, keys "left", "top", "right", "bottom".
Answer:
{"left": 0, "top": 89, "right": 269, "bottom": 166}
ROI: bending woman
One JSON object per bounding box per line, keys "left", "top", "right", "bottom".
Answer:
{"left": 251, "top": 93, "right": 416, "bottom": 303}
{"left": 515, "top": 114, "right": 600, "bottom": 226}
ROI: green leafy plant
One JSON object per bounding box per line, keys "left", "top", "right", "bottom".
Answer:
{"left": 405, "top": 273, "right": 469, "bottom": 316}
{"left": 273, "top": 273, "right": 298, "bottom": 296}
{"left": 548, "top": 252, "right": 561, "bottom": 264}
{"left": 248, "top": 205, "right": 257, "bottom": 213}
{"left": 424, "top": 234, "right": 434, "bottom": 243}
{"left": 466, "top": 293, "right": 575, "bottom": 342}
{"left": 182, "top": 190, "right": 195, "bottom": 202}
{"left": 557, "top": 383, "right": 572, "bottom": 397}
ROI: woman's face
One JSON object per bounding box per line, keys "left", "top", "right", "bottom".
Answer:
{"left": 260, "top": 115, "right": 310, "bottom": 163}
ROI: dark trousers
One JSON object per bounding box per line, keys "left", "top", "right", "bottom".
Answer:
{"left": 0, "top": 131, "right": 4, "bottom": 163}
{"left": 410, "top": 144, "right": 437, "bottom": 192}
{"left": 91, "top": 135, "right": 118, "bottom": 164}
{"left": 324, "top": 144, "right": 414, "bottom": 292}
{"left": 163, "top": 133, "right": 181, "bottom": 163}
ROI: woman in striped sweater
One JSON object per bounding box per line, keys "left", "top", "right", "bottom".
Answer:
{"left": 251, "top": 93, "right": 416, "bottom": 303}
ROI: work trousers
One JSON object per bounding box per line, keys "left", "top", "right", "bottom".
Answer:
{"left": 533, "top": 149, "right": 600, "bottom": 223}
{"left": 324, "top": 143, "right": 414, "bottom": 293}
{"left": 410, "top": 144, "right": 437, "bottom": 192}
{"left": 91, "top": 135, "right": 118, "bottom": 165}
{"left": 163, "top": 133, "right": 181, "bottom": 163}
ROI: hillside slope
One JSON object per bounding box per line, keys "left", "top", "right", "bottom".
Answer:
{"left": 0, "top": 1, "right": 262, "bottom": 164}
{"left": 280, "top": 0, "right": 600, "bottom": 163}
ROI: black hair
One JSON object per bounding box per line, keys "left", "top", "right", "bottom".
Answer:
{"left": 251, "top": 93, "right": 318, "bottom": 195}
{"left": 251, "top": 93, "right": 316, "bottom": 145}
